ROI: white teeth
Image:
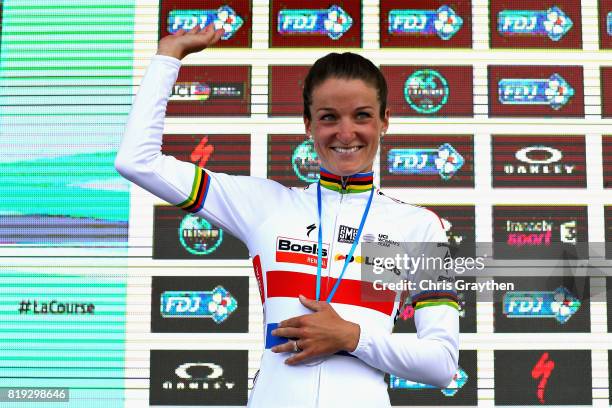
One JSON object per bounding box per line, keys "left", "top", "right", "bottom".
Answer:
{"left": 333, "top": 146, "right": 360, "bottom": 153}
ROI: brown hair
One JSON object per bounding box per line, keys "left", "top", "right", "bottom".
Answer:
{"left": 302, "top": 52, "right": 388, "bottom": 120}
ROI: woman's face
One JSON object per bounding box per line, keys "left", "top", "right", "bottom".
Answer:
{"left": 304, "top": 77, "right": 389, "bottom": 177}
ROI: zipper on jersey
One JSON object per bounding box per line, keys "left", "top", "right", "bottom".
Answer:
{"left": 324, "top": 186, "right": 344, "bottom": 297}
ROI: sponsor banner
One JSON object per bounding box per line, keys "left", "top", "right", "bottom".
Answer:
{"left": 159, "top": 0, "right": 252, "bottom": 47}
{"left": 494, "top": 350, "right": 592, "bottom": 405}
{"left": 425, "top": 205, "right": 476, "bottom": 256}
{"left": 268, "top": 134, "right": 320, "bottom": 187}
{"left": 603, "top": 136, "right": 612, "bottom": 187}
{"left": 492, "top": 135, "right": 586, "bottom": 188}
{"left": 492, "top": 205, "right": 588, "bottom": 259}
{"left": 609, "top": 279, "right": 612, "bottom": 333}
{"left": 488, "top": 65, "right": 584, "bottom": 118}
{"left": 270, "top": 0, "right": 362, "bottom": 47}
{"left": 381, "top": 66, "right": 473, "bottom": 117}
{"left": 490, "top": 0, "right": 582, "bottom": 49}
{"left": 600, "top": 0, "right": 612, "bottom": 49}
{"left": 379, "top": 0, "right": 472, "bottom": 48}
{"left": 606, "top": 207, "right": 612, "bottom": 259}
{"left": 602, "top": 67, "right": 612, "bottom": 118}
{"left": 268, "top": 65, "right": 309, "bottom": 116}
{"left": 151, "top": 276, "right": 249, "bottom": 333}
{"left": 387, "top": 350, "right": 477, "bottom": 405}
{"left": 493, "top": 277, "right": 590, "bottom": 333}
{"left": 276, "top": 236, "right": 329, "bottom": 268}
{"left": 167, "top": 65, "right": 250, "bottom": 117}
{"left": 162, "top": 134, "right": 250, "bottom": 175}
{"left": 380, "top": 135, "right": 474, "bottom": 187}
{"left": 153, "top": 206, "right": 249, "bottom": 259}
{"left": 149, "top": 349, "right": 248, "bottom": 406}
{"left": 394, "top": 276, "right": 476, "bottom": 334}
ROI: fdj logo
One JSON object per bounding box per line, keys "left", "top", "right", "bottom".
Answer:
{"left": 179, "top": 214, "right": 223, "bottom": 255}
{"left": 404, "top": 69, "right": 449, "bottom": 114}
{"left": 167, "top": 6, "right": 244, "bottom": 40}
{"left": 388, "top": 6, "right": 463, "bottom": 40}
{"left": 497, "top": 7, "right": 573, "bottom": 41}
{"left": 388, "top": 143, "right": 464, "bottom": 180}
{"left": 277, "top": 6, "right": 353, "bottom": 40}
{"left": 161, "top": 286, "right": 238, "bottom": 323}
{"left": 292, "top": 139, "right": 320, "bottom": 183}
{"left": 389, "top": 367, "right": 468, "bottom": 397}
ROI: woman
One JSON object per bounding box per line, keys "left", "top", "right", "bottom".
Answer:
{"left": 115, "top": 23, "right": 459, "bottom": 407}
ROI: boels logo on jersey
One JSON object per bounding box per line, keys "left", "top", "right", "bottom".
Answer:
{"left": 276, "top": 237, "right": 329, "bottom": 268}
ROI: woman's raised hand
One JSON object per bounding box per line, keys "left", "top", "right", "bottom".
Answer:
{"left": 157, "top": 23, "right": 224, "bottom": 60}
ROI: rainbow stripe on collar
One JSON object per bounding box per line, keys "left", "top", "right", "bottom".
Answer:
{"left": 319, "top": 168, "right": 374, "bottom": 194}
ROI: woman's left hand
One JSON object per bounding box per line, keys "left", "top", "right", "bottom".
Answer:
{"left": 270, "top": 295, "right": 361, "bottom": 365}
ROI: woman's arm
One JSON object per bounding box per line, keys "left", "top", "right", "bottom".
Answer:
{"left": 114, "top": 24, "right": 225, "bottom": 211}
{"left": 350, "top": 210, "right": 459, "bottom": 388}
{"left": 350, "top": 303, "right": 459, "bottom": 388}
{"left": 115, "top": 25, "right": 290, "bottom": 244}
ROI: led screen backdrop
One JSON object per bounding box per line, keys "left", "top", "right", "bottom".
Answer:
{"left": 1, "top": 0, "right": 611, "bottom": 407}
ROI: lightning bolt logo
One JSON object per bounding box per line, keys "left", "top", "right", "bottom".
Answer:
{"left": 531, "top": 352, "right": 555, "bottom": 404}
{"left": 190, "top": 136, "right": 215, "bottom": 168}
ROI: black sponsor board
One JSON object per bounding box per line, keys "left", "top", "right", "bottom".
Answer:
{"left": 387, "top": 350, "right": 477, "bottom": 406}
{"left": 604, "top": 206, "right": 612, "bottom": 259}
{"left": 608, "top": 277, "right": 612, "bottom": 333}
{"left": 494, "top": 350, "right": 592, "bottom": 405}
{"left": 492, "top": 205, "right": 588, "bottom": 259}
{"left": 267, "top": 134, "right": 318, "bottom": 187}
{"left": 425, "top": 205, "right": 476, "bottom": 258}
{"left": 603, "top": 136, "right": 612, "bottom": 187}
{"left": 161, "top": 134, "right": 250, "bottom": 175}
{"left": 150, "top": 349, "right": 248, "bottom": 405}
{"left": 380, "top": 135, "right": 474, "bottom": 188}
{"left": 153, "top": 206, "right": 249, "bottom": 259}
{"left": 492, "top": 135, "right": 586, "bottom": 188}
{"left": 151, "top": 276, "right": 249, "bottom": 333}
{"left": 493, "top": 276, "right": 590, "bottom": 333}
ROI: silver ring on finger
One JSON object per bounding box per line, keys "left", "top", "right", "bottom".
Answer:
{"left": 293, "top": 340, "right": 303, "bottom": 353}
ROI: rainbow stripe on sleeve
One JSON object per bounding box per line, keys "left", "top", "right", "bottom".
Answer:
{"left": 411, "top": 290, "right": 459, "bottom": 311}
{"left": 177, "top": 166, "right": 210, "bottom": 213}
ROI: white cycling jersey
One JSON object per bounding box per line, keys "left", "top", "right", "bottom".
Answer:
{"left": 115, "top": 55, "right": 459, "bottom": 408}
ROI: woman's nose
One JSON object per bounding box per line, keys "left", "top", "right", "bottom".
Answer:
{"left": 335, "top": 119, "right": 355, "bottom": 143}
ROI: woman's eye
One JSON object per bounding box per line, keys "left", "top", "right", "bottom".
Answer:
{"left": 320, "top": 114, "right": 335, "bottom": 121}
{"left": 357, "top": 112, "right": 371, "bottom": 119}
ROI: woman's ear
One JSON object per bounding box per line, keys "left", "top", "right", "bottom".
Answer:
{"left": 382, "top": 108, "right": 390, "bottom": 135}
{"left": 303, "top": 116, "right": 312, "bottom": 139}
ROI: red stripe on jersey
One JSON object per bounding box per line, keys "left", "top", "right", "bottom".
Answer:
{"left": 266, "top": 270, "right": 396, "bottom": 315}
{"left": 252, "top": 255, "right": 265, "bottom": 305}
{"left": 276, "top": 251, "right": 328, "bottom": 268}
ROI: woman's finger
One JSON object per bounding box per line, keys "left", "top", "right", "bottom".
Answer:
{"left": 271, "top": 339, "right": 300, "bottom": 354}
{"left": 271, "top": 326, "right": 301, "bottom": 339}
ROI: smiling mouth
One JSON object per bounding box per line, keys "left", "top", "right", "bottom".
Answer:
{"left": 331, "top": 146, "right": 363, "bottom": 153}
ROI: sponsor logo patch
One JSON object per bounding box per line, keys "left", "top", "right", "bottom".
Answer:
{"left": 276, "top": 237, "right": 328, "bottom": 268}
{"left": 338, "top": 225, "right": 358, "bottom": 243}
